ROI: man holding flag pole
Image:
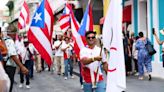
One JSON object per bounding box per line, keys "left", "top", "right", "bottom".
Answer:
{"left": 80, "top": 31, "right": 108, "bottom": 92}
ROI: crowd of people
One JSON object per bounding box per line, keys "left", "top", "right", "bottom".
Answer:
{"left": 0, "top": 23, "right": 161, "bottom": 92}
{"left": 123, "top": 31, "right": 154, "bottom": 81}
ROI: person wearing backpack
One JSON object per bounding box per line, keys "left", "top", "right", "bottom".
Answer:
{"left": 135, "top": 32, "right": 152, "bottom": 81}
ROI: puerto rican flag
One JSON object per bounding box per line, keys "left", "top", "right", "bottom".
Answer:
{"left": 69, "top": 1, "right": 93, "bottom": 59}
{"left": 18, "top": 1, "right": 30, "bottom": 30}
{"left": 58, "top": 3, "right": 72, "bottom": 33}
{"left": 68, "top": 4, "right": 86, "bottom": 59}
{"left": 78, "top": 2, "right": 93, "bottom": 36}
{"left": 27, "top": 0, "right": 54, "bottom": 66}
{"left": 58, "top": 14, "right": 70, "bottom": 33}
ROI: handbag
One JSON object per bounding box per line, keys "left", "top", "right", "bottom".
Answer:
{"left": 145, "top": 40, "right": 156, "bottom": 55}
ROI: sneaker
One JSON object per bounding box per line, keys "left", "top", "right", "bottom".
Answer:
{"left": 138, "top": 76, "right": 144, "bottom": 80}
{"left": 26, "top": 85, "right": 31, "bottom": 89}
{"left": 71, "top": 75, "right": 74, "bottom": 79}
{"left": 134, "top": 72, "right": 139, "bottom": 76}
{"left": 64, "top": 77, "right": 68, "bottom": 80}
{"left": 148, "top": 74, "right": 152, "bottom": 81}
{"left": 81, "top": 85, "right": 83, "bottom": 89}
{"left": 19, "top": 84, "right": 23, "bottom": 88}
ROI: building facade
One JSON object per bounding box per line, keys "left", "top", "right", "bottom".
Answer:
{"left": 123, "top": 0, "right": 164, "bottom": 78}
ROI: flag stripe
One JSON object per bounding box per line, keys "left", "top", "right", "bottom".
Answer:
{"left": 60, "top": 22, "right": 70, "bottom": 30}
{"left": 28, "top": 29, "right": 52, "bottom": 65}
{"left": 89, "top": 5, "right": 93, "bottom": 31}
{"left": 58, "top": 14, "right": 70, "bottom": 33}
{"left": 45, "top": 0, "right": 54, "bottom": 38}
{"left": 23, "top": 1, "right": 30, "bottom": 24}
{"left": 18, "top": 1, "right": 29, "bottom": 30}
{"left": 40, "top": 24, "right": 51, "bottom": 42}
{"left": 21, "top": 6, "right": 28, "bottom": 22}
{"left": 71, "top": 13, "right": 85, "bottom": 49}
{"left": 29, "top": 27, "right": 52, "bottom": 58}
{"left": 18, "top": 14, "right": 25, "bottom": 29}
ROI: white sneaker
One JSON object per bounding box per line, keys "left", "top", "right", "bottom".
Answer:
{"left": 64, "top": 77, "right": 68, "bottom": 80}
{"left": 26, "top": 85, "right": 31, "bottom": 89}
{"left": 71, "top": 75, "right": 74, "bottom": 79}
{"left": 81, "top": 85, "right": 83, "bottom": 89}
{"left": 19, "top": 84, "right": 23, "bottom": 88}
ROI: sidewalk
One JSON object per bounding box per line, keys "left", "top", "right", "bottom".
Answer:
{"left": 13, "top": 64, "right": 164, "bottom": 92}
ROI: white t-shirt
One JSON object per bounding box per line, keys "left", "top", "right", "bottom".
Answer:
{"left": 80, "top": 45, "right": 105, "bottom": 83}
{"left": 61, "top": 41, "right": 73, "bottom": 59}
{"left": 53, "top": 40, "right": 63, "bottom": 56}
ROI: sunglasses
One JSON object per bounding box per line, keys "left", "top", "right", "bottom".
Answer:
{"left": 87, "top": 36, "right": 96, "bottom": 39}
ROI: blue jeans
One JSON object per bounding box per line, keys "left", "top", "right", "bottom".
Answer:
{"left": 64, "top": 58, "right": 73, "bottom": 77}
{"left": 83, "top": 81, "right": 106, "bottom": 92}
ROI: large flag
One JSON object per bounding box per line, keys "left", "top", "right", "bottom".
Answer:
{"left": 18, "top": 1, "right": 30, "bottom": 30}
{"left": 102, "top": 0, "right": 126, "bottom": 92}
{"left": 69, "top": 4, "right": 87, "bottom": 59}
{"left": 27, "top": 0, "right": 54, "bottom": 66}
{"left": 78, "top": 1, "right": 93, "bottom": 36}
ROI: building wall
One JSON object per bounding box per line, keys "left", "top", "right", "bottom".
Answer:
{"left": 130, "top": 0, "right": 164, "bottom": 79}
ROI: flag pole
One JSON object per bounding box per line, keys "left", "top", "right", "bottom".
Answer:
{"left": 93, "top": 37, "right": 103, "bottom": 89}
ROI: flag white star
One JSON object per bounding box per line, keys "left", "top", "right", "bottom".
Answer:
{"left": 33, "top": 12, "right": 42, "bottom": 23}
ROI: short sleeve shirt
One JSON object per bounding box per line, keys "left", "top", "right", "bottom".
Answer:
{"left": 4, "top": 36, "right": 17, "bottom": 67}
{"left": 80, "top": 46, "right": 104, "bottom": 83}
{"left": 53, "top": 40, "right": 63, "bottom": 56}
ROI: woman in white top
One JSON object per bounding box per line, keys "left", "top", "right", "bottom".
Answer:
{"left": 153, "top": 29, "right": 164, "bottom": 67}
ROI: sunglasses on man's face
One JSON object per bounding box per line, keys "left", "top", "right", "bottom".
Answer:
{"left": 87, "top": 36, "right": 96, "bottom": 39}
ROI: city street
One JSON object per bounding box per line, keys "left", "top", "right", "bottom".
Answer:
{"left": 12, "top": 65, "right": 164, "bottom": 92}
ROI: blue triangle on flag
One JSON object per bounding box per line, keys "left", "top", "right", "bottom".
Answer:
{"left": 31, "top": 0, "right": 45, "bottom": 28}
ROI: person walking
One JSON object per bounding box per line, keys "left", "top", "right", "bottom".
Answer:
{"left": 19, "top": 40, "right": 33, "bottom": 89}
{"left": 153, "top": 29, "right": 164, "bottom": 67}
{"left": 3, "top": 24, "right": 28, "bottom": 92}
{"left": 135, "top": 32, "right": 152, "bottom": 80}
{"left": 53, "top": 34, "right": 64, "bottom": 75}
{"left": 80, "top": 31, "right": 108, "bottom": 92}
{"left": 62, "top": 36, "right": 74, "bottom": 79}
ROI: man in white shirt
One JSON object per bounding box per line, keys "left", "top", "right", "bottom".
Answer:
{"left": 80, "top": 31, "right": 108, "bottom": 92}
{"left": 53, "top": 34, "right": 64, "bottom": 75}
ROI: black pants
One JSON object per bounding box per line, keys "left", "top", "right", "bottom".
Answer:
{"left": 5, "top": 66, "right": 16, "bottom": 92}
{"left": 20, "top": 60, "right": 31, "bottom": 85}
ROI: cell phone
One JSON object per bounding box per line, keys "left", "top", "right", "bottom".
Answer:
{"left": 152, "top": 28, "right": 155, "bottom": 34}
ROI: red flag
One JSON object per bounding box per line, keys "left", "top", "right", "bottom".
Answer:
{"left": 27, "top": 0, "right": 54, "bottom": 66}
{"left": 18, "top": 1, "right": 30, "bottom": 30}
